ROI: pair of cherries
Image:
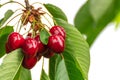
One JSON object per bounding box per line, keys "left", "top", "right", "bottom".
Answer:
{"left": 5, "top": 32, "right": 39, "bottom": 69}
{"left": 5, "top": 26, "right": 66, "bottom": 69}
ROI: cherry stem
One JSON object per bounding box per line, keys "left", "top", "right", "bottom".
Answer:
{"left": 42, "top": 14, "right": 53, "bottom": 27}
{"left": 39, "top": 22, "right": 52, "bottom": 36}
{"left": 13, "top": 18, "right": 20, "bottom": 32}
{"left": 12, "top": 8, "right": 23, "bottom": 32}
{"left": 0, "top": 8, "right": 22, "bottom": 28}
{"left": 22, "top": 27, "right": 32, "bottom": 35}
{"left": 30, "top": 2, "right": 58, "bottom": 26}
{"left": 60, "top": 54, "right": 64, "bottom": 59}
{"left": 44, "top": 27, "right": 51, "bottom": 36}
{"left": 31, "top": 2, "right": 44, "bottom": 6}
{"left": 16, "top": 15, "right": 22, "bottom": 32}
{"left": 43, "top": 24, "right": 50, "bottom": 30}
{"left": 1, "top": 1, "right": 25, "bottom": 8}
{"left": 5, "top": 13, "right": 22, "bottom": 26}
{"left": 42, "top": 57, "right": 44, "bottom": 69}
{"left": 43, "top": 12, "right": 58, "bottom": 26}
{"left": 25, "top": 0, "right": 32, "bottom": 10}
{"left": 19, "top": 11, "right": 30, "bottom": 32}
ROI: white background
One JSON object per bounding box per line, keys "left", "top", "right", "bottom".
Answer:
{"left": 1, "top": 0, "right": 120, "bottom": 80}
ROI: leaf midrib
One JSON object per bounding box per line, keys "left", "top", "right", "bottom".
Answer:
{"left": 12, "top": 57, "right": 23, "bottom": 80}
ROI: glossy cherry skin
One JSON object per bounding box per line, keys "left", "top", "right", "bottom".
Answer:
{"left": 22, "top": 56, "right": 37, "bottom": 69}
{"left": 8, "top": 32, "right": 24, "bottom": 50}
{"left": 22, "top": 37, "right": 38, "bottom": 58}
{"left": 35, "top": 35, "right": 45, "bottom": 60}
{"left": 34, "top": 35, "right": 45, "bottom": 53}
{"left": 48, "top": 35, "right": 65, "bottom": 53}
{"left": 50, "top": 26, "right": 66, "bottom": 39}
{"left": 5, "top": 42, "right": 11, "bottom": 53}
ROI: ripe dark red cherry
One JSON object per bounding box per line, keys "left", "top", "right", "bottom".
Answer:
{"left": 34, "top": 35, "right": 45, "bottom": 53}
{"left": 5, "top": 42, "right": 11, "bottom": 53}
{"left": 43, "top": 48, "right": 54, "bottom": 58}
{"left": 8, "top": 32, "right": 24, "bottom": 50}
{"left": 27, "top": 33, "right": 32, "bottom": 37}
{"left": 50, "top": 26, "right": 66, "bottom": 39}
{"left": 22, "top": 56, "right": 37, "bottom": 69}
{"left": 22, "top": 37, "right": 38, "bottom": 58}
{"left": 36, "top": 54, "right": 42, "bottom": 61}
{"left": 48, "top": 35, "right": 65, "bottom": 53}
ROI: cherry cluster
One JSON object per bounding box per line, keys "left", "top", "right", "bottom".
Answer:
{"left": 5, "top": 26, "right": 66, "bottom": 69}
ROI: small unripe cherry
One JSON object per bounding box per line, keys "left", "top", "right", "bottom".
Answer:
{"left": 22, "top": 56, "right": 37, "bottom": 69}
{"left": 8, "top": 32, "right": 24, "bottom": 50}
{"left": 22, "top": 37, "right": 38, "bottom": 58}
{"left": 50, "top": 26, "right": 66, "bottom": 39}
{"left": 48, "top": 35, "right": 65, "bottom": 53}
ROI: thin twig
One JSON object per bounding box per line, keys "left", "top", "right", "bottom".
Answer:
{"left": 1, "top": 1, "right": 25, "bottom": 8}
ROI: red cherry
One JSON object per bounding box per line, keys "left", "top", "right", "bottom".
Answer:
{"left": 5, "top": 42, "right": 11, "bottom": 53}
{"left": 48, "top": 35, "right": 65, "bottom": 53}
{"left": 43, "top": 48, "right": 54, "bottom": 58}
{"left": 22, "top": 56, "right": 37, "bottom": 69}
{"left": 50, "top": 26, "right": 66, "bottom": 39}
{"left": 27, "top": 33, "right": 32, "bottom": 37}
{"left": 22, "top": 37, "right": 38, "bottom": 58}
{"left": 34, "top": 35, "right": 45, "bottom": 53}
{"left": 8, "top": 32, "right": 24, "bottom": 50}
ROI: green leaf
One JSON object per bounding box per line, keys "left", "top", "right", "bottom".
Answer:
{"left": 74, "top": 2, "right": 118, "bottom": 46}
{"left": 46, "top": 3, "right": 90, "bottom": 80}
{"left": 0, "top": 26, "right": 13, "bottom": 58}
{"left": 49, "top": 53, "right": 84, "bottom": 80}
{"left": 55, "top": 18, "right": 90, "bottom": 80}
{"left": 89, "top": 0, "right": 114, "bottom": 22}
{"left": 0, "top": 49, "right": 24, "bottom": 80}
{"left": 55, "top": 58, "right": 83, "bottom": 80}
{"left": 40, "top": 68, "right": 50, "bottom": 80}
{"left": 44, "top": 4, "right": 68, "bottom": 21}
{"left": 49, "top": 55, "right": 57, "bottom": 80}
{"left": 113, "top": 1, "right": 120, "bottom": 28}
{"left": 19, "top": 67, "right": 31, "bottom": 80}
{"left": 40, "top": 28, "right": 50, "bottom": 45}
{"left": 114, "top": 0, "right": 120, "bottom": 12}
{"left": 74, "top": 2, "right": 94, "bottom": 37}
{"left": 14, "top": 66, "right": 32, "bottom": 80}
{"left": 63, "top": 51, "right": 84, "bottom": 80}
{"left": 49, "top": 55, "right": 62, "bottom": 80}
{"left": 55, "top": 59, "right": 69, "bottom": 80}
{"left": 0, "top": 10, "right": 14, "bottom": 27}
{"left": 114, "top": 12, "right": 120, "bottom": 28}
